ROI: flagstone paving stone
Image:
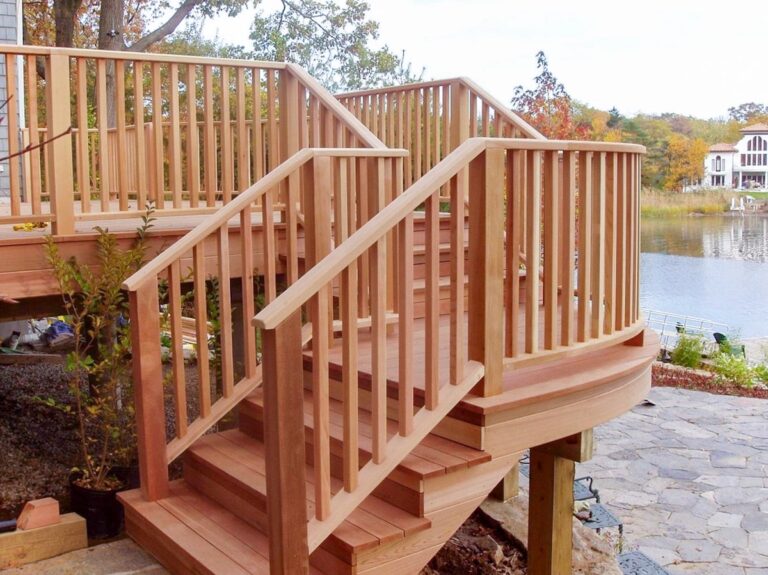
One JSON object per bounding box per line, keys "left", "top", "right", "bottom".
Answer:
{"left": 581, "top": 387, "right": 768, "bottom": 574}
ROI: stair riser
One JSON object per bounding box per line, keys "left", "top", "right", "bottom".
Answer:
{"left": 240, "top": 407, "right": 424, "bottom": 516}
{"left": 183, "top": 454, "right": 269, "bottom": 531}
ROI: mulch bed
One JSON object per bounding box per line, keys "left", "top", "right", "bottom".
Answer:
{"left": 421, "top": 510, "right": 526, "bottom": 574}
{"left": 652, "top": 362, "right": 768, "bottom": 399}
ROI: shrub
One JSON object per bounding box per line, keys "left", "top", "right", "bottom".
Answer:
{"left": 752, "top": 363, "right": 768, "bottom": 384}
{"left": 711, "top": 353, "right": 754, "bottom": 388}
{"left": 670, "top": 334, "right": 704, "bottom": 368}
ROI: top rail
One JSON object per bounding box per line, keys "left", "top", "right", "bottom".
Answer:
{"left": 0, "top": 47, "right": 384, "bottom": 234}
{"left": 255, "top": 138, "right": 644, "bottom": 331}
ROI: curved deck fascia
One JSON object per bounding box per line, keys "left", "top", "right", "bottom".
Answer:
{"left": 434, "top": 330, "right": 658, "bottom": 458}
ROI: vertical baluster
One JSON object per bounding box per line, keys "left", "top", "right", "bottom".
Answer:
{"left": 577, "top": 152, "right": 593, "bottom": 342}
{"left": 252, "top": 68, "right": 264, "bottom": 182}
{"left": 237, "top": 68, "right": 249, "bottom": 192}
{"left": 168, "top": 261, "right": 188, "bottom": 438}
{"left": 25, "top": 55, "right": 42, "bottom": 214}
{"left": 633, "top": 155, "right": 641, "bottom": 322}
{"left": 398, "top": 213, "right": 414, "bottom": 435}
{"left": 75, "top": 57, "right": 90, "bottom": 213}
{"left": 168, "top": 63, "right": 182, "bottom": 207}
{"left": 267, "top": 69, "right": 278, "bottom": 169}
{"left": 133, "top": 61, "right": 147, "bottom": 210}
{"left": 150, "top": 62, "right": 164, "bottom": 209}
{"left": 543, "top": 150, "right": 559, "bottom": 350}
{"left": 357, "top": 159, "right": 370, "bottom": 317}
{"left": 450, "top": 174, "right": 465, "bottom": 384}
{"left": 423, "top": 88, "right": 432, "bottom": 173}
{"left": 469, "top": 93, "right": 477, "bottom": 137}
{"left": 441, "top": 84, "right": 449, "bottom": 162}
{"left": 5, "top": 56, "right": 18, "bottom": 214}
{"left": 193, "top": 244, "right": 211, "bottom": 417}
{"left": 404, "top": 91, "right": 413, "bottom": 188}
{"left": 218, "top": 227, "right": 234, "bottom": 397}
{"left": 203, "top": 66, "right": 217, "bottom": 205}
{"left": 96, "top": 59, "right": 111, "bottom": 211}
{"left": 115, "top": 61, "right": 129, "bottom": 211}
{"left": 186, "top": 64, "right": 200, "bottom": 207}
{"left": 591, "top": 152, "right": 606, "bottom": 338}
{"left": 482, "top": 102, "right": 490, "bottom": 137}
{"left": 414, "top": 90, "right": 422, "bottom": 180}
{"left": 341, "top": 262, "right": 359, "bottom": 491}
{"left": 615, "top": 154, "right": 627, "bottom": 331}
{"left": 505, "top": 150, "right": 523, "bottom": 357}
{"left": 525, "top": 150, "right": 541, "bottom": 354}
{"left": 604, "top": 153, "right": 617, "bottom": 335}
{"left": 240, "top": 205, "right": 257, "bottom": 378}
{"left": 263, "top": 187, "right": 277, "bottom": 303}
{"left": 370, "top": 237, "right": 387, "bottom": 463}
{"left": 425, "top": 189, "right": 439, "bottom": 409}
{"left": 221, "top": 66, "right": 233, "bottom": 203}
{"left": 560, "top": 151, "right": 576, "bottom": 346}
{"left": 432, "top": 88, "right": 440, "bottom": 171}
{"left": 389, "top": 93, "right": 396, "bottom": 148}
{"left": 304, "top": 156, "right": 332, "bottom": 519}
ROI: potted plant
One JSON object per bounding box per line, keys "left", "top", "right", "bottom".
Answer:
{"left": 44, "top": 212, "right": 153, "bottom": 538}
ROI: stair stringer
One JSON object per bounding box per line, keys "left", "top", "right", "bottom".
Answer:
{"left": 312, "top": 450, "right": 522, "bottom": 574}
{"left": 306, "top": 360, "right": 485, "bottom": 552}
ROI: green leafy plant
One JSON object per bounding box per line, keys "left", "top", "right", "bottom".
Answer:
{"left": 43, "top": 208, "right": 154, "bottom": 490}
{"left": 670, "top": 334, "right": 704, "bottom": 368}
{"left": 711, "top": 353, "right": 754, "bottom": 388}
{"left": 752, "top": 363, "right": 768, "bottom": 384}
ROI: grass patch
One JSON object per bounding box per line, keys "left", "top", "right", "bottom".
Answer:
{"left": 641, "top": 189, "right": 731, "bottom": 218}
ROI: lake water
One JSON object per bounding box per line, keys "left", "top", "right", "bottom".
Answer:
{"left": 641, "top": 215, "right": 768, "bottom": 338}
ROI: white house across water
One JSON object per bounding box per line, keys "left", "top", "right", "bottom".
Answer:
{"left": 705, "top": 123, "right": 768, "bottom": 189}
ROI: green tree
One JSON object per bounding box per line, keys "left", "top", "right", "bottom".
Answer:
{"left": 249, "top": 0, "right": 422, "bottom": 92}
{"left": 728, "top": 102, "right": 768, "bottom": 124}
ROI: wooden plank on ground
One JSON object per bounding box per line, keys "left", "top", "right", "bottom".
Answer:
{"left": 0, "top": 514, "right": 87, "bottom": 569}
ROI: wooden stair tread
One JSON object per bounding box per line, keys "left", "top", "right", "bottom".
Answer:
{"left": 242, "top": 389, "right": 490, "bottom": 480}
{"left": 121, "top": 482, "right": 325, "bottom": 574}
{"left": 186, "top": 429, "right": 430, "bottom": 556}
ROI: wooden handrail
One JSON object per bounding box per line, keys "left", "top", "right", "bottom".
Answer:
{"left": 0, "top": 44, "right": 287, "bottom": 68}
{"left": 459, "top": 77, "right": 545, "bottom": 140}
{"left": 255, "top": 138, "right": 644, "bottom": 330}
{"left": 0, "top": 48, "right": 386, "bottom": 230}
{"left": 123, "top": 148, "right": 407, "bottom": 291}
{"left": 286, "top": 64, "right": 385, "bottom": 150}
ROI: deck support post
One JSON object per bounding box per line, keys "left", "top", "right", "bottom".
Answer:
{"left": 528, "top": 430, "right": 594, "bottom": 575}
{"left": 262, "top": 311, "right": 309, "bottom": 575}
{"left": 46, "top": 53, "right": 75, "bottom": 235}
{"left": 468, "top": 148, "right": 505, "bottom": 396}
{"left": 490, "top": 463, "right": 520, "bottom": 502}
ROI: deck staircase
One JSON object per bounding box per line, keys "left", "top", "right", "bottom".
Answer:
{"left": 0, "top": 46, "right": 654, "bottom": 574}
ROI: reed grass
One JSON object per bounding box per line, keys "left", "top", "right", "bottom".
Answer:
{"left": 641, "top": 189, "right": 731, "bottom": 218}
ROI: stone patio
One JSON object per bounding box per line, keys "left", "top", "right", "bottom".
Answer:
{"left": 2, "top": 386, "right": 766, "bottom": 575}
{"left": 580, "top": 386, "right": 768, "bottom": 575}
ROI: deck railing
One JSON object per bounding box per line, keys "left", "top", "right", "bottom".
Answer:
{"left": 337, "top": 78, "right": 544, "bottom": 189}
{"left": 0, "top": 46, "right": 382, "bottom": 233}
{"left": 253, "top": 138, "right": 644, "bottom": 571}
{"left": 122, "top": 147, "right": 406, "bottom": 501}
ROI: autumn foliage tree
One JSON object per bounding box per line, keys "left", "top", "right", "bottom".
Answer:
{"left": 510, "top": 51, "right": 588, "bottom": 140}
{"left": 663, "top": 134, "right": 709, "bottom": 191}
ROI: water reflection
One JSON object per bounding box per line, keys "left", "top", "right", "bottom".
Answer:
{"left": 642, "top": 215, "right": 768, "bottom": 262}
{"left": 640, "top": 215, "right": 768, "bottom": 337}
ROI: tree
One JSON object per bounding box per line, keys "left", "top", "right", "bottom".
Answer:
{"left": 23, "top": 0, "right": 249, "bottom": 52}
{"left": 664, "top": 134, "right": 708, "bottom": 191}
{"left": 249, "top": 0, "right": 422, "bottom": 92}
{"left": 510, "top": 51, "right": 588, "bottom": 140}
{"left": 728, "top": 102, "right": 768, "bottom": 124}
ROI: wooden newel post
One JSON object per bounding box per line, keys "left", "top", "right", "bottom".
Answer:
{"left": 46, "top": 52, "right": 75, "bottom": 236}
{"left": 129, "top": 282, "right": 169, "bottom": 501}
{"left": 262, "top": 311, "right": 309, "bottom": 575}
{"left": 468, "top": 148, "right": 505, "bottom": 397}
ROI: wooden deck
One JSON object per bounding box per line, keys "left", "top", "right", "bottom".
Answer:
{"left": 0, "top": 45, "right": 654, "bottom": 575}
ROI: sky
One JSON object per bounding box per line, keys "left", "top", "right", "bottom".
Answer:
{"left": 203, "top": 0, "right": 768, "bottom": 120}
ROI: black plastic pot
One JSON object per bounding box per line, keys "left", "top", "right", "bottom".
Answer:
{"left": 69, "top": 475, "right": 124, "bottom": 539}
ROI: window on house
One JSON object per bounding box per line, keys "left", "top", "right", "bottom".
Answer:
{"left": 715, "top": 156, "right": 722, "bottom": 171}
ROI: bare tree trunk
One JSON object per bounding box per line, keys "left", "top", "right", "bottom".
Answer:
{"left": 98, "top": 0, "right": 125, "bottom": 128}
{"left": 54, "top": 0, "right": 84, "bottom": 47}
